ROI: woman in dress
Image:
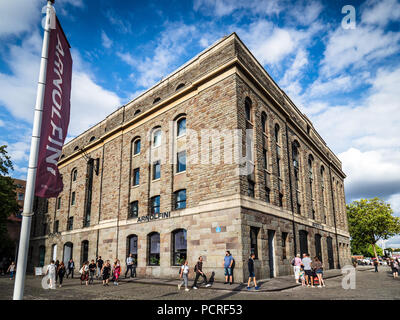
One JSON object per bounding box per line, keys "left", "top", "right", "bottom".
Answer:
{"left": 57, "top": 261, "right": 66, "bottom": 287}
{"left": 80, "top": 261, "right": 89, "bottom": 286}
{"left": 113, "top": 259, "right": 121, "bottom": 286}
{"left": 102, "top": 260, "right": 111, "bottom": 286}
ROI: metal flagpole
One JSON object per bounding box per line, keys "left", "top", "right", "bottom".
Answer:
{"left": 13, "top": 0, "right": 55, "bottom": 300}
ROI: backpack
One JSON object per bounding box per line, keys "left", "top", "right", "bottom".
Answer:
{"left": 291, "top": 258, "right": 295, "bottom": 266}
{"left": 194, "top": 263, "right": 198, "bottom": 273}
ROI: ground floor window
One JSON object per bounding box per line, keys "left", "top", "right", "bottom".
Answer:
{"left": 127, "top": 235, "right": 138, "bottom": 265}
{"left": 148, "top": 232, "right": 160, "bottom": 266}
{"left": 250, "top": 226, "right": 259, "bottom": 259}
{"left": 81, "top": 240, "right": 89, "bottom": 264}
{"left": 282, "top": 232, "right": 288, "bottom": 260}
{"left": 39, "top": 246, "right": 45, "bottom": 267}
{"left": 172, "top": 229, "right": 187, "bottom": 265}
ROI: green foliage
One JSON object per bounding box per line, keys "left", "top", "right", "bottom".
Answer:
{"left": 347, "top": 198, "right": 400, "bottom": 258}
{"left": 0, "top": 145, "right": 20, "bottom": 258}
{"left": 365, "top": 244, "right": 383, "bottom": 257}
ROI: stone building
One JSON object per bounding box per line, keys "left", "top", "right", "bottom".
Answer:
{"left": 28, "top": 33, "right": 351, "bottom": 281}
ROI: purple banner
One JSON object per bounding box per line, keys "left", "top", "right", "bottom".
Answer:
{"left": 35, "top": 18, "right": 72, "bottom": 198}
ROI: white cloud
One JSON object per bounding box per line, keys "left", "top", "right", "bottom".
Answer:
{"left": 0, "top": 119, "right": 4, "bottom": 127}
{"left": 308, "top": 75, "right": 353, "bottom": 97}
{"left": 105, "top": 10, "right": 132, "bottom": 34}
{"left": 101, "top": 30, "right": 113, "bottom": 49}
{"left": 361, "top": 0, "right": 400, "bottom": 27}
{"left": 387, "top": 193, "right": 400, "bottom": 216}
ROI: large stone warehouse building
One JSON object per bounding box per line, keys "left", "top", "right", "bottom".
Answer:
{"left": 28, "top": 33, "right": 351, "bottom": 281}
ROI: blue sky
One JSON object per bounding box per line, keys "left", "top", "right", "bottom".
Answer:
{"left": 0, "top": 0, "right": 399, "bottom": 246}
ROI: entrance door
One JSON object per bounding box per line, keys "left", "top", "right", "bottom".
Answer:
{"left": 268, "top": 230, "right": 275, "bottom": 278}
{"left": 327, "top": 237, "right": 334, "bottom": 269}
{"left": 299, "top": 230, "right": 308, "bottom": 256}
{"left": 315, "top": 234, "right": 322, "bottom": 262}
{"left": 63, "top": 242, "right": 73, "bottom": 265}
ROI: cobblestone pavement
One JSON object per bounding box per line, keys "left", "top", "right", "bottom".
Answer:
{"left": 0, "top": 266, "right": 399, "bottom": 300}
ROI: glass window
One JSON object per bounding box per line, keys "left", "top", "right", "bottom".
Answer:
{"left": 153, "top": 130, "right": 161, "bottom": 147}
{"left": 129, "top": 201, "right": 138, "bottom": 218}
{"left": 177, "top": 151, "right": 186, "bottom": 173}
{"left": 67, "top": 217, "right": 74, "bottom": 231}
{"left": 250, "top": 227, "right": 259, "bottom": 259}
{"left": 245, "top": 97, "right": 252, "bottom": 122}
{"left": 54, "top": 220, "right": 59, "bottom": 233}
{"left": 261, "top": 112, "right": 267, "bottom": 134}
{"left": 177, "top": 118, "right": 186, "bottom": 136}
{"left": 172, "top": 229, "right": 187, "bottom": 266}
{"left": 71, "top": 192, "right": 76, "bottom": 205}
{"left": 274, "top": 124, "right": 280, "bottom": 143}
{"left": 263, "top": 149, "right": 268, "bottom": 169}
{"left": 153, "top": 161, "right": 161, "bottom": 180}
{"left": 133, "top": 168, "right": 140, "bottom": 186}
{"left": 247, "top": 179, "right": 255, "bottom": 197}
{"left": 18, "top": 193, "right": 24, "bottom": 201}
{"left": 265, "top": 187, "right": 270, "bottom": 203}
{"left": 81, "top": 240, "right": 89, "bottom": 264}
{"left": 279, "top": 193, "right": 283, "bottom": 207}
{"left": 72, "top": 169, "right": 77, "bottom": 182}
{"left": 175, "top": 189, "right": 186, "bottom": 210}
{"left": 148, "top": 232, "right": 160, "bottom": 266}
{"left": 282, "top": 232, "right": 288, "bottom": 260}
{"left": 134, "top": 139, "right": 141, "bottom": 155}
{"left": 57, "top": 197, "right": 61, "bottom": 210}
{"left": 150, "top": 196, "right": 160, "bottom": 214}
{"left": 127, "top": 235, "right": 138, "bottom": 266}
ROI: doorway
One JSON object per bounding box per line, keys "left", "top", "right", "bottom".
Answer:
{"left": 268, "top": 230, "right": 275, "bottom": 278}
{"left": 63, "top": 242, "right": 73, "bottom": 265}
{"left": 327, "top": 237, "right": 334, "bottom": 269}
{"left": 315, "top": 234, "right": 322, "bottom": 262}
{"left": 299, "top": 230, "right": 308, "bottom": 256}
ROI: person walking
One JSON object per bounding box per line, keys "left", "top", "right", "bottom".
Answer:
{"left": 45, "top": 260, "right": 57, "bottom": 289}
{"left": 178, "top": 260, "right": 190, "bottom": 292}
{"left": 192, "top": 256, "right": 211, "bottom": 289}
{"left": 57, "top": 262, "right": 66, "bottom": 287}
{"left": 311, "top": 256, "right": 325, "bottom": 287}
{"left": 89, "top": 260, "right": 97, "bottom": 284}
{"left": 7, "top": 261, "right": 16, "bottom": 280}
{"left": 102, "top": 260, "right": 111, "bottom": 286}
{"left": 113, "top": 259, "right": 121, "bottom": 286}
{"left": 80, "top": 261, "right": 89, "bottom": 286}
{"left": 96, "top": 256, "right": 104, "bottom": 280}
{"left": 223, "top": 251, "right": 234, "bottom": 285}
{"left": 247, "top": 253, "right": 260, "bottom": 290}
{"left": 54, "top": 260, "right": 60, "bottom": 283}
{"left": 392, "top": 259, "right": 399, "bottom": 278}
{"left": 66, "top": 258, "right": 75, "bottom": 279}
{"left": 291, "top": 254, "right": 302, "bottom": 284}
{"left": 302, "top": 253, "right": 313, "bottom": 287}
{"left": 125, "top": 254, "right": 134, "bottom": 278}
{"left": 373, "top": 258, "right": 379, "bottom": 272}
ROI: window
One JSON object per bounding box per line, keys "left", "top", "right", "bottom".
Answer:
{"left": 177, "top": 118, "right": 186, "bottom": 136}
{"left": 247, "top": 178, "right": 255, "bottom": 197}
{"left": 150, "top": 196, "right": 160, "bottom": 214}
{"left": 18, "top": 193, "right": 24, "bottom": 201}
{"left": 177, "top": 151, "right": 186, "bottom": 173}
{"left": 174, "top": 189, "right": 186, "bottom": 210}
{"left": 133, "top": 139, "right": 141, "bottom": 155}
{"left": 282, "top": 232, "right": 288, "bottom": 260}
{"left": 321, "top": 166, "right": 326, "bottom": 223}
{"left": 129, "top": 201, "right": 138, "bottom": 218}
{"left": 152, "top": 161, "right": 161, "bottom": 180}
{"left": 39, "top": 246, "right": 45, "bottom": 267}
{"left": 153, "top": 129, "right": 161, "bottom": 147}
{"left": 261, "top": 112, "right": 267, "bottom": 134}
{"left": 57, "top": 197, "right": 61, "bottom": 210}
{"left": 148, "top": 232, "right": 160, "bottom": 266}
{"left": 245, "top": 97, "right": 252, "bottom": 122}
{"left": 308, "top": 155, "right": 314, "bottom": 219}
{"left": 153, "top": 97, "right": 161, "bottom": 104}
{"left": 274, "top": 124, "right": 280, "bottom": 144}
{"left": 134, "top": 109, "right": 141, "bottom": 116}
{"left": 43, "top": 223, "right": 47, "bottom": 236}
{"left": 89, "top": 136, "right": 95, "bottom": 142}
{"left": 71, "top": 192, "right": 76, "bottom": 206}
{"left": 250, "top": 227, "right": 259, "bottom": 259}
{"left": 133, "top": 168, "right": 140, "bottom": 186}
{"left": 176, "top": 83, "right": 185, "bottom": 91}
{"left": 72, "top": 169, "right": 77, "bottom": 182}
{"left": 67, "top": 217, "right": 74, "bottom": 231}
{"left": 74, "top": 146, "right": 79, "bottom": 151}
{"left": 263, "top": 148, "right": 268, "bottom": 169}
{"left": 81, "top": 240, "right": 89, "bottom": 264}
{"left": 172, "top": 229, "right": 187, "bottom": 265}
{"left": 54, "top": 220, "right": 59, "bottom": 233}
{"left": 279, "top": 193, "right": 283, "bottom": 207}
{"left": 127, "top": 235, "right": 138, "bottom": 265}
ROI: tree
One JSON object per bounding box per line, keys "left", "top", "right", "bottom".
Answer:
{"left": 0, "top": 145, "right": 20, "bottom": 259}
{"left": 347, "top": 198, "right": 400, "bottom": 260}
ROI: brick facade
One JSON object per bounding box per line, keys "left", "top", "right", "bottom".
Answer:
{"left": 28, "top": 33, "right": 351, "bottom": 282}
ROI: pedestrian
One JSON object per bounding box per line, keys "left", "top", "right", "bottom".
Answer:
{"left": 66, "top": 258, "right": 75, "bottom": 279}
{"left": 192, "top": 256, "right": 212, "bottom": 289}
{"left": 113, "top": 259, "right": 121, "bottom": 286}
{"left": 96, "top": 256, "right": 103, "bottom": 279}
{"left": 57, "top": 262, "right": 66, "bottom": 287}
{"left": 178, "top": 260, "right": 190, "bottom": 292}
{"left": 7, "top": 261, "right": 16, "bottom": 280}
{"left": 80, "top": 261, "right": 89, "bottom": 286}
{"left": 54, "top": 259, "right": 59, "bottom": 282}
{"left": 301, "top": 253, "right": 313, "bottom": 287}
{"left": 102, "top": 260, "right": 111, "bottom": 286}
{"left": 299, "top": 266, "right": 306, "bottom": 286}
{"left": 373, "top": 258, "right": 379, "bottom": 272}
{"left": 247, "top": 253, "right": 260, "bottom": 291}
{"left": 125, "top": 253, "right": 134, "bottom": 278}
{"left": 392, "top": 259, "right": 399, "bottom": 278}
{"left": 291, "top": 253, "right": 302, "bottom": 284}
{"left": 311, "top": 256, "right": 325, "bottom": 287}
{"left": 223, "top": 251, "right": 234, "bottom": 285}
{"left": 89, "top": 259, "right": 97, "bottom": 284}
{"left": 45, "top": 260, "right": 57, "bottom": 289}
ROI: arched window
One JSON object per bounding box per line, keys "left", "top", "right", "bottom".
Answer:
{"left": 321, "top": 166, "right": 326, "bottom": 223}
{"left": 274, "top": 124, "right": 280, "bottom": 143}
{"left": 177, "top": 117, "right": 186, "bottom": 137}
{"left": 89, "top": 136, "right": 95, "bottom": 142}
{"left": 172, "top": 229, "right": 187, "bottom": 265}
{"left": 308, "top": 155, "right": 314, "bottom": 180}
{"left": 152, "top": 129, "right": 161, "bottom": 147}
{"left": 133, "top": 139, "right": 141, "bottom": 155}
{"left": 127, "top": 235, "right": 138, "bottom": 266}
{"left": 245, "top": 97, "right": 252, "bottom": 122}
{"left": 134, "top": 109, "right": 141, "bottom": 116}
{"left": 292, "top": 141, "right": 301, "bottom": 214}
{"left": 74, "top": 146, "right": 79, "bottom": 151}
{"left": 176, "top": 83, "right": 185, "bottom": 91}
{"left": 81, "top": 240, "right": 89, "bottom": 264}
{"left": 261, "top": 112, "right": 267, "bottom": 134}
{"left": 148, "top": 232, "right": 160, "bottom": 266}
{"left": 72, "top": 169, "right": 77, "bottom": 182}
{"left": 63, "top": 242, "right": 73, "bottom": 265}
{"left": 308, "top": 155, "right": 315, "bottom": 219}
{"left": 153, "top": 97, "right": 161, "bottom": 104}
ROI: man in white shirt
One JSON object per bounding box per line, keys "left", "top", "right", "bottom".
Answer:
{"left": 125, "top": 254, "right": 135, "bottom": 278}
{"left": 301, "top": 253, "right": 313, "bottom": 287}
{"left": 46, "top": 260, "right": 57, "bottom": 289}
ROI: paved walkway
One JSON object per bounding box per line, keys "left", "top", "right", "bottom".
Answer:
{"left": 119, "top": 266, "right": 374, "bottom": 292}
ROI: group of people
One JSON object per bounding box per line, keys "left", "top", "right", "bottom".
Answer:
{"left": 292, "top": 253, "right": 325, "bottom": 288}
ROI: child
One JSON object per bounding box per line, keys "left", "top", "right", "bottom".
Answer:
{"left": 299, "top": 266, "right": 306, "bottom": 286}
{"left": 7, "top": 261, "right": 16, "bottom": 280}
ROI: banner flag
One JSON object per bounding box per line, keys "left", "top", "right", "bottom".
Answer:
{"left": 35, "top": 17, "right": 72, "bottom": 198}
